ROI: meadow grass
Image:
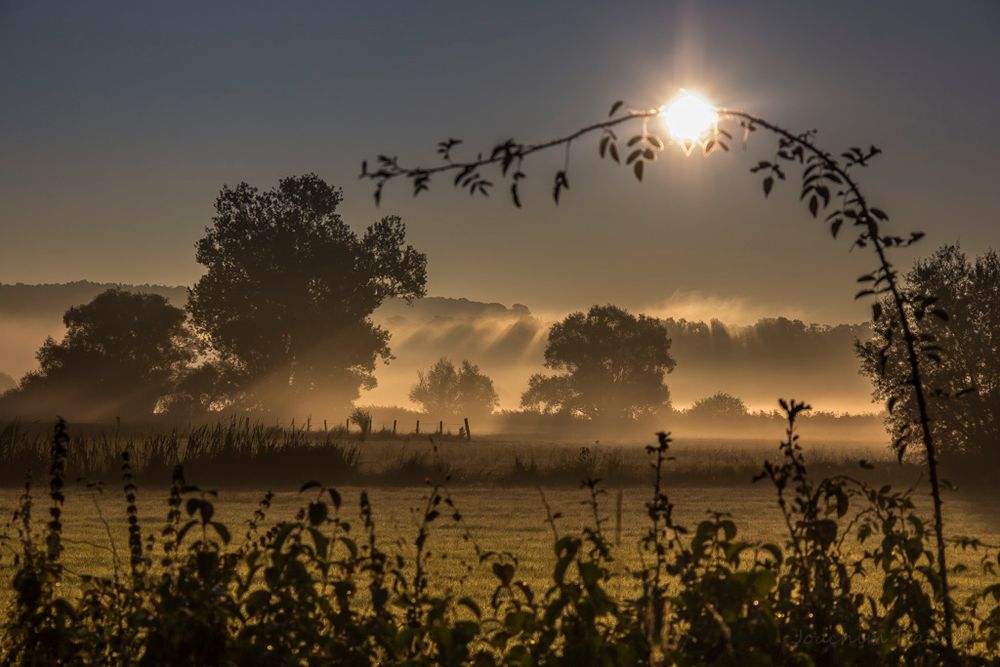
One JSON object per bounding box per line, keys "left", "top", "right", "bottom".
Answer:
{"left": 3, "top": 427, "right": 988, "bottom": 604}
{"left": 5, "top": 475, "right": 997, "bottom": 604}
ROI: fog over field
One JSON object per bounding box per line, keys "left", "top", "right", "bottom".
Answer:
{"left": 0, "top": 282, "right": 874, "bottom": 415}
{"left": 368, "top": 298, "right": 876, "bottom": 414}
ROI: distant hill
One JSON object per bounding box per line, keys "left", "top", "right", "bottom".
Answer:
{"left": 0, "top": 281, "right": 189, "bottom": 320}
{"left": 0, "top": 281, "right": 527, "bottom": 324}
{"left": 376, "top": 296, "right": 530, "bottom": 323}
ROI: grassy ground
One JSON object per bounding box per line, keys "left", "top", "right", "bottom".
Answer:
{"left": 3, "top": 473, "right": 998, "bottom": 607}
{"left": 2, "top": 430, "right": 997, "bottom": 628}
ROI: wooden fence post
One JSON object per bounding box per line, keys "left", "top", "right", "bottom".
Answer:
{"left": 393, "top": 419, "right": 397, "bottom": 435}
{"left": 416, "top": 420, "right": 420, "bottom": 435}
{"left": 464, "top": 417, "right": 472, "bottom": 441}
{"left": 438, "top": 420, "right": 443, "bottom": 435}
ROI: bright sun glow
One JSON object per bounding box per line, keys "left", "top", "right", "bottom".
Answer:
{"left": 661, "top": 90, "right": 718, "bottom": 146}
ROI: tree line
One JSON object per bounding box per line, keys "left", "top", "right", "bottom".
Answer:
{"left": 0, "top": 175, "right": 996, "bottom": 463}
{"left": 0, "top": 174, "right": 679, "bottom": 428}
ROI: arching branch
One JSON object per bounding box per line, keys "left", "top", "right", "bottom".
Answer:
{"left": 362, "top": 99, "right": 957, "bottom": 648}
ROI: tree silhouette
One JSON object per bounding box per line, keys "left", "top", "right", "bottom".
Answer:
{"left": 409, "top": 358, "right": 499, "bottom": 420}
{"left": 860, "top": 245, "right": 999, "bottom": 462}
{"left": 0, "top": 288, "right": 192, "bottom": 420}
{"left": 687, "top": 392, "right": 748, "bottom": 419}
{"left": 521, "top": 305, "right": 675, "bottom": 421}
{"left": 187, "top": 174, "right": 427, "bottom": 416}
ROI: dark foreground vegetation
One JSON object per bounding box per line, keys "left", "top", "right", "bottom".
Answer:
{"left": 2, "top": 411, "right": 999, "bottom": 665}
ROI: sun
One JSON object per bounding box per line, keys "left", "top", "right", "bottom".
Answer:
{"left": 661, "top": 90, "right": 718, "bottom": 149}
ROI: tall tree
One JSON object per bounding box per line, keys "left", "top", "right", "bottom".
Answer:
{"left": 859, "top": 245, "right": 1000, "bottom": 461}
{"left": 409, "top": 358, "right": 499, "bottom": 419}
{"left": 521, "top": 305, "right": 675, "bottom": 421}
{"left": 187, "top": 174, "right": 426, "bottom": 416}
{"left": 0, "top": 289, "right": 192, "bottom": 420}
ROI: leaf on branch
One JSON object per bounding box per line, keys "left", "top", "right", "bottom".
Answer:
{"left": 609, "top": 100, "right": 624, "bottom": 117}
{"left": 633, "top": 160, "right": 644, "bottom": 182}
{"left": 815, "top": 185, "right": 830, "bottom": 207}
{"left": 436, "top": 138, "right": 463, "bottom": 162}
{"left": 454, "top": 165, "right": 474, "bottom": 187}
{"left": 762, "top": 176, "right": 774, "bottom": 197}
{"left": 510, "top": 171, "right": 525, "bottom": 207}
{"left": 552, "top": 170, "right": 569, "bottom": 204}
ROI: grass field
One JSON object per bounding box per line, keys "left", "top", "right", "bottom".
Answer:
{"left": 4, "top": 449, "right": 998, "bottom": 606}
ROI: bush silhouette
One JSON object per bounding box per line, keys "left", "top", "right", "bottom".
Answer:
{"left": 687, "top": 391, "right": 749, "bottom": 419}
{"left": 409, "top": 358, "right": 499, "bottom": 421}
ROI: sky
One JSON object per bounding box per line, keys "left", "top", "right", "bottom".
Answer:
{"left": 2, "top": 1, "right": 999, "bottom": 325}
